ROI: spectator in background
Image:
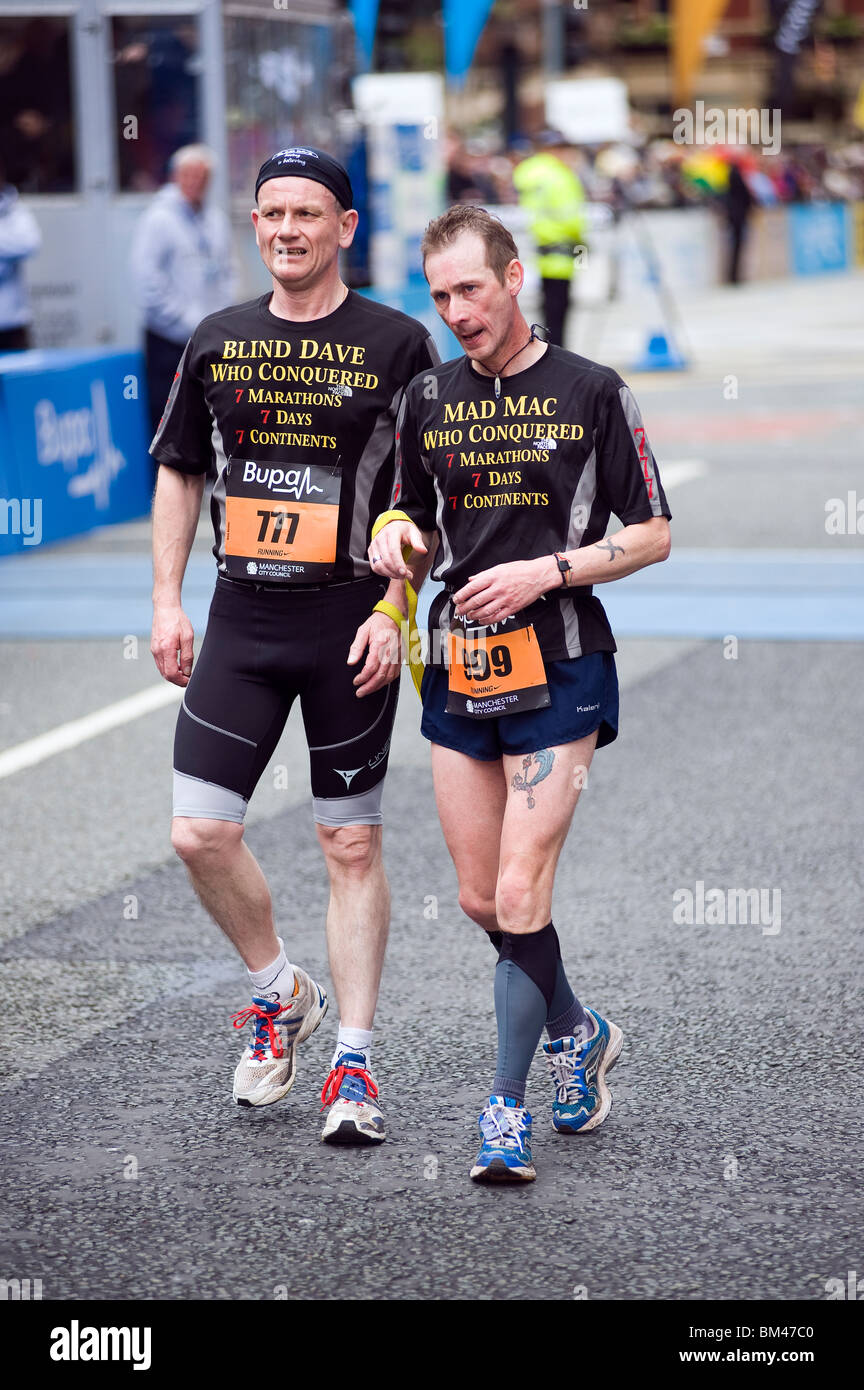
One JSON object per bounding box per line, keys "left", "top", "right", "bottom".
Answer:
{"left": 724, "top": 156, "right": 755, "bottom": 285}
{"left": 513, "top": 133, "right": 587, "bottom": 346}
{"left": 131, "top": 144, "right": 236, "bottom": 439}
{"left": 447, "top": 135, "right": 497, "bottom": 206}
{"left": 0, "top": 155, "right": 41, "bottom": 352}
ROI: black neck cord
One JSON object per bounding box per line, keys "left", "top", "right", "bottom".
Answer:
{"left": 492, "top": 326, "right": 538, "bottom": 399}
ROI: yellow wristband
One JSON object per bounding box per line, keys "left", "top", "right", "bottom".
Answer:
{"left": 372, "top": 587, "right": 423, "bottom": 700}
{"left": 373, "top": 599, "right": 407, "bottom": 628}
{"left": 370, "top": 510, "right": 424, "bottom": 699}
{"left": 371, "top": 508, "right": 413, "bottom": 541}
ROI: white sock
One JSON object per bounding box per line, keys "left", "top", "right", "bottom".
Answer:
{"left": 247, "top": 939, "right": 295, "bottom": 1005}
{"left": 332, "top": 1025, "right": 373, "bottom": 1070}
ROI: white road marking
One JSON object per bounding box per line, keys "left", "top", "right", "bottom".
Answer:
{"left": 0, "top": 683, "right": 182, "bottom": 780}
{"left": 658, "top": 460, "right": 707, "bottom": 489}
{"left": 0, "top": 456, "right": 706, "bottom": 782}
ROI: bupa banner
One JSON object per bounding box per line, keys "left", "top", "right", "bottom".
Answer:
{"left": 0, "top": 347, "right": 153, "bottom": 555}
{"left": 444, "top": 0, "right": 496, "bottom": 86}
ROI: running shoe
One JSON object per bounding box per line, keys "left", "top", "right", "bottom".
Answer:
{"left": 469, "top": 1096, "right": 535, "bottom": 1183}
{"left": 320, "top": 1051, "right": 386, "bottom": 1145}
{"left": 543, "top": 1006, "right": 623, "bottom": 1134}
{"left": 231, "top": 965, "right": 328, "bottom": 1108}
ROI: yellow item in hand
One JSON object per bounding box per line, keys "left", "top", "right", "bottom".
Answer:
{"left": 371, "top": 510, "right": 424, "bottom": 698}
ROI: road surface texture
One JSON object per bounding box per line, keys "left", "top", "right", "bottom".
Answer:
{"left": 1, "top": 270, "right": 861, "bottom": 1302}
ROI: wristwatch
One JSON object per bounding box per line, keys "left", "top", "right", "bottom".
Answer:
{"left": 553, "top": 552, "right": 571, "bottom": 588}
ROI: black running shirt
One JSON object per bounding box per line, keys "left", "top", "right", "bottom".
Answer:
{"left": 151, "top": 291, "right": 438, "bottom": 582}
{"left": 392, "top": 344, "right": 671, "bottom": 663}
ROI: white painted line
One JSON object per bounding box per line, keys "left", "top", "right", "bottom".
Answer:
{"left": 0, "top": 457, "right": 706, "bottom": 782}
{"left": 0, "top": 683, "right": 182, "bottom": 780}
{"left": 659, "top": 460, "right": 707, "bottom": 489}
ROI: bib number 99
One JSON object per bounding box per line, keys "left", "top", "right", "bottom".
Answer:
{"left": 462, "top": 643, "right": 513, "bottom": 682}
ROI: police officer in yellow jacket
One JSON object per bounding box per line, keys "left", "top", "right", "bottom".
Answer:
{"left": 513, "top": 134, "right": 587, "bottom": 347}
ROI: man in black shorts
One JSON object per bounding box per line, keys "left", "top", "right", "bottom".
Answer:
{"left": 370, "top": 205, "right": 670, "bottom": 1181}
{"left": 149, "top": 148, "right": 438, "bottom": 1143}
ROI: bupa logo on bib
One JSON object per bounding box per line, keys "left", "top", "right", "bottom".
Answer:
{"left": 241, "top": 462, "right": 325, "bottom": 500}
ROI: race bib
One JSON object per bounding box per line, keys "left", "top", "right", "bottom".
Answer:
{"left": 224, "top": 458, "right": 341, "bottom": 582}
{"left": 446, "top": 617, "right": 550, "bottom": 719}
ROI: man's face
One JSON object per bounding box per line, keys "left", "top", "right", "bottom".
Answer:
{"left": 252, "top": 178, "right": 357, "bottom": 289}
{"left": 175, "top": 160, "right": 210, "bottom": 206}
{"left": 424, "top": 231, "right": 521, "bottom": 363}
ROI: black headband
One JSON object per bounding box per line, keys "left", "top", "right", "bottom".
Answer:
{"left": 254, "top": 147, "right": 353, "bottom": 210}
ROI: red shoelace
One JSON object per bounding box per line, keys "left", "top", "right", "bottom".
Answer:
{"left": 231, "top": 1003, "right": 285, "bottom": 1060}
{"left": 320, "top": 1065, "right": 378, "bottom": 1110}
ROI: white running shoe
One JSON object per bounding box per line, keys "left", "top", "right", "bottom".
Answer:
{"left": 320, "top": 1051, "right": 386, "bottom": 1145}
{"left": 231, "top": 966, "right": 328, "bottom": 1108}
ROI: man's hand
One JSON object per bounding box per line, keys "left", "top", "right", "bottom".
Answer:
{"left": 347, "top": 610, "right": 403, "bottom": 698}
{"left": 151, "top": 603, "right": 195, "bottom": 686}
{"left": 453, "top": 558, "right": 552, "bottom": 625}
{"left": 368, "top": 520, "right": 427, "bottom": 579}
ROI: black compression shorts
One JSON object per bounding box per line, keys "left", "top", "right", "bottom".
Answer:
{"left": 172, "top": 574, "right": 399, "bottom": 827}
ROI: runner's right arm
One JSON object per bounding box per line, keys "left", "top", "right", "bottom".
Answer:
{"left": 370, "top": 386, "right": 439, "bottom": 581}
{"left": 151, "top": 465, "right": 205, "bottom": 686}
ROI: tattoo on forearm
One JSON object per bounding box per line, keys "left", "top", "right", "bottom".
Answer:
{"left": 511, "top": 749, "right": 555, "bottom": 809}
{"left": 596, "top": 539, "right": 625, "bottom": 562}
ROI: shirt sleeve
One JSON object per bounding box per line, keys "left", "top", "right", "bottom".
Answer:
{"left": 595, "top": 378, "right": 671, "bottom": 525}
{"left": 149, "top": 335, "right": 213, "bottom": 474}
{"left": 390, "top": 387, "right": 438, "bottom": 532}
{"left": 411, "top": 329, "right": 441, "bottom": 377}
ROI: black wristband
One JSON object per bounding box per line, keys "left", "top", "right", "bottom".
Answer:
{"left": 553, "top": 552, "right": 571, "bottom": 588}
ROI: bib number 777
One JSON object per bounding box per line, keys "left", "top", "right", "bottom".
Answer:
{"left": 256, "top": 508, "right": 300, "bottom": 545}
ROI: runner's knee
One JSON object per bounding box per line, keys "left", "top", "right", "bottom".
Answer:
{"left": 458, "top": 886, "right": 498, "bottom": 931}
{"left": 496, "top": 861, "right": 544, "bottom": 933}
{"left": 316, "top": 822, "right": 381, "bottom": 877}
{"left": 171, "top": 816, "right": 243, "bottom": 864}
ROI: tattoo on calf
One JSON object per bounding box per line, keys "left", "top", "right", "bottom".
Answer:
{"left": 596, "top": 539, "right": 625, "bottom": 561}
{"left": 511, "top": 749, "right": 555, "bottom": 809}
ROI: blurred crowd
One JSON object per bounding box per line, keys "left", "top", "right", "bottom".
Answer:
{"left": 446, "top": 131, "right": 864, "bottom": 213}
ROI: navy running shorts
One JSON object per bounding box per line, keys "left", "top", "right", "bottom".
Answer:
{"left": 419, "top": 651, "right": 619, "bottom": 761}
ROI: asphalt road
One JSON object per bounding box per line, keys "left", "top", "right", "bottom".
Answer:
{"left": 1, "top": 272, "right": 862, "bottom": 1305}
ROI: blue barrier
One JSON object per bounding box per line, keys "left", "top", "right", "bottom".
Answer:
{"left": 787, "top": 202, "right": 850, "bottom": 276}
{"left": 0, "top": 347, "right": 153, "bottom": 555}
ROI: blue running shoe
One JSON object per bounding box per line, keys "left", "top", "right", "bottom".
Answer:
{"left": 470, "top": 1096, "right": 535, "bottom": 1183}
{"left": 543, "top": 1007, "right": 624, "bottom": 1134}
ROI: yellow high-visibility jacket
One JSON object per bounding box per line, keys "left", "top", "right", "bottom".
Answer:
{"left": 513, "top": 153, "right": 587, "bottom": 281}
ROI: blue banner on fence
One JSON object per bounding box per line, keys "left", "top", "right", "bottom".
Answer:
{"left": 0, "top": 348, "right": 153, "bottom": 556}
{"left": 787, "top": 202, "right": 850, "bottom": 276}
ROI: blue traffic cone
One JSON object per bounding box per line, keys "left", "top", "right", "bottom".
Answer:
{"left": 632, "top": 330, "right": 688, "bottom": 371}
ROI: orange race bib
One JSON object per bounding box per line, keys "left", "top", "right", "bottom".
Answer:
{"left": 446, "top": 618, "right": 550, "bottom": 719}
{"left": 224, "top": 458, "right": 341, "bottom": 582}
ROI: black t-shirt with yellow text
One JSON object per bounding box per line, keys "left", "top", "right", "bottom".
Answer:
{"left": 392, "top": 344, "right": 671, "bottom": 664}
{"left": 151, "top": 290, "right": 438, "bottom": 583}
